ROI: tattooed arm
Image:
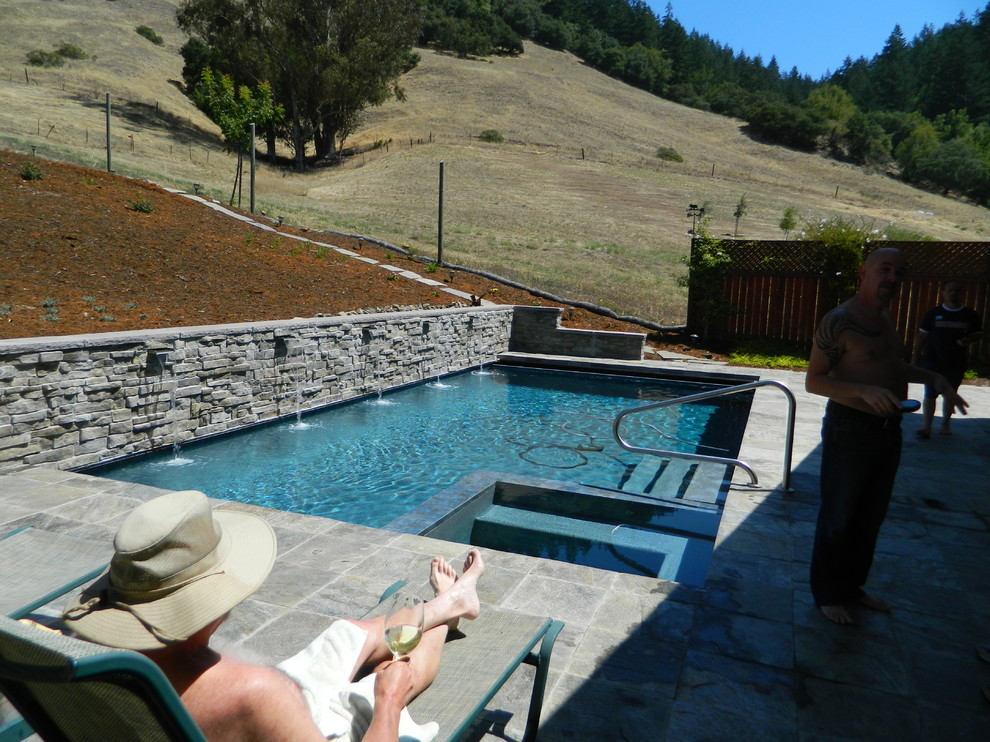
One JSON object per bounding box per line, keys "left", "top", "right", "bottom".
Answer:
{"left": 804, "top": 305, "right": 904, "bottom": 415}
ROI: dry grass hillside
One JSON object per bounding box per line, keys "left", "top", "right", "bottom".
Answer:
{"left": 1, "top": 0, "right": 988, "bottom": 326}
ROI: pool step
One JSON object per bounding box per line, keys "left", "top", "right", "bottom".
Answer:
{"left": 470, "top": 503, "right": 710, "bottom": 583}
{"left": 620, "top": 457, "right": 729, "bottom": 506}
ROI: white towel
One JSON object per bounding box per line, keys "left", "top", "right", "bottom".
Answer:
{"left": 277, "top": 620, "right": 439, "bottom": 742}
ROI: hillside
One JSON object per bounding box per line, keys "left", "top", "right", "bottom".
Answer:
{"left": 1, "top": 150, "right": 681, "bottom": 350}
{"left": 1, "top": 0, "right": 988, "bottom": 327}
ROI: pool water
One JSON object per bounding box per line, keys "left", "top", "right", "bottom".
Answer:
{"left": 94, "top": 365, "right": 750, "bottom": 528}
{"left": 420, "top": 477, "right": 721, "bottom": 585}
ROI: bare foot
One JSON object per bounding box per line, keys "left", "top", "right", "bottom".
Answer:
{"left": 424, "top": 549, "right": 484, "bottom": 630}
{"left": 461, "top": 548, "right": 485, "bottom": 584}
{"left": 857, "top": 593, "right": 890, "bottom": 613}
{"left": 820, "top": 604, "right": 856, "bottom": 625}
{"left": 453, "top": 549, "right": 484, "bottom": 621}
{"left": 430, "top": 557, "right": 459, "bottom": 630}
{"left": 429, "top": 557, "right": 457, "bottom": 597}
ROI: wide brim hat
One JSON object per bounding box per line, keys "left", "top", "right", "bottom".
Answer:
{"left": 63, "top": 490, "right": 276, "bottom": 651}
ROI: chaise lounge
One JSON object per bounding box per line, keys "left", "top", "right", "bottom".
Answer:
{"left": 0, "top": 575, "right": 562, "bottom": 742}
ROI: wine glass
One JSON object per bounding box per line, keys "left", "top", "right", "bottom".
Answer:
{"left": 383, "top": 594, "right": 424, "bottom": 660}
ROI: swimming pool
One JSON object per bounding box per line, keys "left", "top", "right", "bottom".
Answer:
{"left": 91, "top": 364, "right": 752, "bottom": 529}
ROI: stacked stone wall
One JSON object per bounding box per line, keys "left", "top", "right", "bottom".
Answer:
{"left": 0, "top": 307, "right": 513, "bottom": 473}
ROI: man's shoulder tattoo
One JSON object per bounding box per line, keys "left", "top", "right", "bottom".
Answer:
{"left": 815, "top": 308, "right": 880, "bottom": 364}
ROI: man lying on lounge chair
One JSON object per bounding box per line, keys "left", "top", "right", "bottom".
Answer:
{"left": 61, "top": 490, "right": 485, "bottom": 742}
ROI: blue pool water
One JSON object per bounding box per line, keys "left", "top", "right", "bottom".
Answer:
{"left": 95, "top": 366, "right": 749, "bottom": 528}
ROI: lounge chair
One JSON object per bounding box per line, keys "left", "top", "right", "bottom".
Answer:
{"left": 0, "top": 582, "right": 562, "bottom": 742}
{"left": 0, "top": 614, "right": 206, "bottom": 741}
{"left": 366, "top": 581, "right": 564, "bottom": 742}
{"left": 0, "top": 527, "right": 111, "bottom": 620}
{"left": 0, "top": 527, "right": 113, "bottom": 741}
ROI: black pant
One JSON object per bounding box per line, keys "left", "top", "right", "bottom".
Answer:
{"left": 810, "top": 402, "right": 902, "bottom": 607}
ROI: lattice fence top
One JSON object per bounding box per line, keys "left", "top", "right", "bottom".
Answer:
{"left": 714, "top": 240, "right": 990, "bottom": 280}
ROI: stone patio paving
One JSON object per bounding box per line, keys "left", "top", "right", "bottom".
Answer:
{"left": 2, "top": 356, "right": 988, "bottom": 741}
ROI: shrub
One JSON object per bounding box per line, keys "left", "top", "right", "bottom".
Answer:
{"left": 27, "top": 43, "right": 89, "bottom": 67}
{"left": 678, "top": 225, "right": 737, "bottom": 339}
{"left": 55, "top": 42, "right": 88, "bottom": 60}
{"left": 19, "top": 162, "right": 44, "bottom": 181}
{"left": 479, "top": 129, "right": 503, "bottom": 143}
{"left": 655, "top": 146, "right": 683, "bottom": 162}
{"left": 128, "top": 197, "right": 155, "bottom": 213}
{"left": 135, "top": 26, "right": 164, "bottom": 46}
{"left": 26, "top": 50, "right": 64, "bottom": 68}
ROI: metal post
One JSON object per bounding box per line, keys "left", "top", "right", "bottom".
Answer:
{"left": 105, "top": 92, "right": 112, "bottom": 173}
{"left": 437, "top": 160, "right": 444, "bottom": 266}
{"left": 249, "top": 122, "right": 256, "bottom": 213}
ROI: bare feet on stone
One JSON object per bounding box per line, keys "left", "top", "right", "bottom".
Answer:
{"left": 820, "top": 604, "right": 856, "bottom": 625}
{"left": 820, "top": 593, "right": 890, "bottom": 625}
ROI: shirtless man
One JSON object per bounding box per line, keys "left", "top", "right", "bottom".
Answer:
{"left": 63, "top": 490, "right": 484, "bottom": 741}
{"left": 805, "top": 248, "right": 967, "bottom": 625}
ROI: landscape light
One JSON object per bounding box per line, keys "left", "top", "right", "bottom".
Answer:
{"left": 686, "top": 204, "right": 705, "bottom": 235}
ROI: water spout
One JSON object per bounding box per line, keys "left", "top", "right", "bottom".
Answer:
{"left": 170, "top": 384, "right": 180, "bottom": 456}
{"left": 164, "top": 380, "right": 192, "bottom": 466}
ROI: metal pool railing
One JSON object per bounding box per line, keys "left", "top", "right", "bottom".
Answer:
{"left": 612, "top": 380, "right": 796, "bottom": 491}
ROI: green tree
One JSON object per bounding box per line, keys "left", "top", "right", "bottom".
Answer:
{"left": 894, "top": 120, "right": 939, "bottom": 181}
{"left": 192, "top": 68, "right": 283, "bottom": 205}
{"left": 805, "top": 83, "right": 857, "bottom": 154}
{"left": 917, "top": 138, "right": 990, "bottom": 201}
{"left": 844, "top": 111, "right": 892, "bottom": 166}
{"left": 874, "top": 25, "right": 915, "bottom": 111}
{"left": 746, "top": 100, "right": 824, "bottom": 150}
{"left": 732, "top": 194, "right": 748, "bottom": 237}
{"left": 800, "top": 216, "right": 874, "bottom": 305}
{"left": 778, "top": 207, "right": 798, "bottom": 238}
{"left": 178, "top": 0, "right": 422, "bottom": 171}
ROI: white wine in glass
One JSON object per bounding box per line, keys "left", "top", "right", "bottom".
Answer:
{"left": 383, "top": 594, "right": 424, "bottom": 660}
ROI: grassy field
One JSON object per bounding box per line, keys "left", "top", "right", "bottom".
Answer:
{"left": 2, "top": 0, "right": 988, "bottom": 325}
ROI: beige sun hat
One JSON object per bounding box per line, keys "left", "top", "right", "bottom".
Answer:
{"left": 63, "top": 490, "right": 276, "bottom": 651}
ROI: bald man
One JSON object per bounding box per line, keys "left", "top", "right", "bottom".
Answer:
{"left": 805, "top": 248, "right": 966, "bottom": 625}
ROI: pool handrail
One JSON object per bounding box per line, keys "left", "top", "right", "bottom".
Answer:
{"left": 611, "top": 379, "right": 796, "bottom": 492}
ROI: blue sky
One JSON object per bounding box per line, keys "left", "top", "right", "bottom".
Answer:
{"left": 652, "top": 1, "right": 988, "bottom": 79}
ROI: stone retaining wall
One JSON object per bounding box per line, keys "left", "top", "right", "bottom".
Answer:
{"left": 0, "top": 306, "right": 513, "bottom": 473}
{"left": 509, "top": 306, "right": 645, "bottom": 360}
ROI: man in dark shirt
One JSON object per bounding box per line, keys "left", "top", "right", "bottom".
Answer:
{"left": 912, "top": 279, "right": 983, "bottom": 438}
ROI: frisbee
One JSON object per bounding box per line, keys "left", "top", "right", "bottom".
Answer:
{"left": 900, "top": 399, "right": 921, "bottom": 413}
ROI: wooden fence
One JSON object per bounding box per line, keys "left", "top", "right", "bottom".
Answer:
{"left": 686, "top": 240, "right": 990, "bottom": 367}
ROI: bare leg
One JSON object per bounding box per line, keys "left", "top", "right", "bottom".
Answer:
{"left": 423, "top": 549, "right": 483, "bottom": 632}
{"left": 939, "top": 396, "right": 954, "bottom": 435}
{"left": 917, "top": 397, "right": 935, "bottom": 438}
{"left": 347, "top": 550, "right": 485, "bottom": 678}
